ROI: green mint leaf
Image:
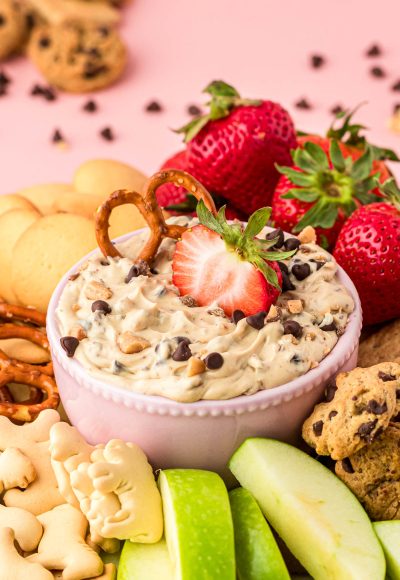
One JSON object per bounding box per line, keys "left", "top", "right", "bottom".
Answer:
{"left": 196, "top": 200, "right": 225, "bottom": 235}
{"left": 329, "top": 140, "right": 346, "bottom": 172}
{"left": 243, "top": 207, "right": 271, "bottom": 239}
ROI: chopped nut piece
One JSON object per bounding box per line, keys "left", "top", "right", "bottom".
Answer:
{"left": 85, "top": 280, "right": 113, "bottom": 301}
{"left": 305, "top": 331, "right": 316, "bottom": 341}
{"left": 290, "top": 336, "right": 300, "bottom": 345}
{"left": 187, "top": 357, "right": 206, "bottom": 377}
{"left": 287, "top": 299, "right": 303, "bottom": 314}
{"left": 297, "top": 226, "right": 317, "bottom": 244}
{"left": 310, "top": 360, "right": 319, "bottom": 369}
{"left": 266, "top": 305, "right": 281, "bottom": 322}
{"left": 79, "top": 261, "right": 89, "bottom": 272}
{"left": 68, "top": 273, "right": 80, "bottom": 282}
{"left": 180, "top": 295, "right": 198, "bottom": 307}
{"left": 72, "top": 303, "right": 81, "bottom": 312}
{"left": 69, "top": 325, "right": 87, "bottom": 341}
{"left": 208, "top": 307, "right": 225, "bottom": 317}
{"left": 117, "top": 332, "right": 151, "bottom": 354}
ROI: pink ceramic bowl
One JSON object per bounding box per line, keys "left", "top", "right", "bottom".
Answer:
{"left": 47, "top": 229, "right": 362, "bottom": 479}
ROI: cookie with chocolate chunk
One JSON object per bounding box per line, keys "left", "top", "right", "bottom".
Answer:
{"left": 302, "top": 363, "right": 400, "bottom": 460}
{"left": 335, "top": 423, "right": 400, "bottom": 521}
{"left": 358, "top": 319, "right": 400, "bottom": 367}
{"left": 0, "top": 0, "right": 31, "bottom": 61}
{"left": 27, "top": 21, "right": 126, "bottom": 92}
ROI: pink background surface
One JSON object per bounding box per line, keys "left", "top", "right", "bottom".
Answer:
{"left": 1, "top": 0, "right": 400, "bottom": 193}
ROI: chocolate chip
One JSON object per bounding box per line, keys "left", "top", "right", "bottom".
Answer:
{"left": 295, "top": 98, "right": 312, "bottom": 110}
{"left": 246, "top": 311, "right": 267, "bottom": 330}
{"left": 83, "top": 99, "right": 97, "bottom": 113}
{"left": 125, "top": 261, "right": 150, "bottom": 282}
{"left": 0, "top": 85, "right": 7, "bottom": 97}
{"left": 204, "top": 352, "right": 224, "bottom": 370}
{"left": 100, "top": 127, "right": 114, "bottom": 141}
{"left": 370, "top": 66, "right": 385, "bottom": 78}
{"left": 366, "top": 400, "right": 388, "bottom": 415}
{"left": 277, "top": 261, "right": 289, "bottom": 275}
{"left": 397, "top": 389, "right": 400, "bottom": 399}
{"left": 394, "top": 103, "right": 400, "bottom": 115}
{"left": 52, "top": 129, "right": 64, "bottom": 144}
{"left": 310, "top": 259, "right": 325, "bottom": 270}
{"left": 328, "top": 410, "right": 338, "bottom": 420}
{"left": 357, "top": 419, "right": 378, "bottom": 440}
{"left": 98, "top": 26, "right": 110, "bottom": 37}
{"left": 325, "top": 384, "right": 337, "bottom": 402}
{"left": 60, "top": 336, "right": 79, "bottom": 358}
{"left": 392, "top": 80, "right": 400, "bottom": 92}
{"left": 175, "top": 336, "right": 191, "bottom": 345}
{"left": 331, "top": 104, "right": 344, "bottom": 115}
{"left": 366, "top": 44, "right": 381, "bottom": 57}
{"left": 291, "top": 263, "right": 311, "bottom": 281}
{"left": 84, "top": 64, "right": 107, "bottom": 79}
{"left": 0, "top": 15, "right": 5, "bottom": 27}
{"left": 290, "top": 353, "right": 302, "bottom": 364}
{"left": 232, "top": 309, "right": 245, "bottom": 324}
{"left": 320, "top": 321, "right": 336, "bottom": 332}
{"left": 91, "top": 300, "right": 112, "bottom": 315}
{"left": 392, "top": 412, "right": 400, "bottom": 422}
{"left": 172, "top": 341, "right": 192, "bottom": 361}
{"left": 378, "top": 371, "right": 396, "bottom": 382}
{"left": 187, "top": 104, "right": 201, "bottom": 116}
{"left": 341, "top": 458, "right": 355, "bottom": 474}
{"left": 283, "top": 320, "right": 303, "bottom": 339}
{"left": 281, "top": 271, "right": 296, "bottom": 292}
{"left": 146, "top": 100, "right": 163, "bottom": 112}
{"left": 39, "top": 36, "right": 51, "bottom": 48}
{"left": 284, "top": 237, "right": 301, "bottom": 251}
{"left": 312, "top": 420, "right": 323, "bottom": 436}
{"left": 311, "top": 54, "right": 325, "bottom": 68}
{"left": 265, "top": 228, "right": 285, "bottom": 248}
{"left": 0, "top": 71, "right": 10, "bottom": 86}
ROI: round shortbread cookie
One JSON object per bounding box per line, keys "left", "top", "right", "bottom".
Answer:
{"left": 18, "top": 183, "right": 74, "bottom": 215}
{"left": 0, "top": 338, "right": 50, "bottom": 364}
{"left": 74, "top": 159, "right": 147, "bottom": 198}
{"left": 0, "top": 207, "right": 41, "bottom": 303}
{"left": 12, "top": 213, "right": 97, "bottom": 313}
{"left": 0, "top": 194, "right": 39, "bottom": 217}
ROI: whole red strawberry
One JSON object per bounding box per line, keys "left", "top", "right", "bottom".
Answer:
{"left": 333, "top": 178, "right": 400, "bottom": 325}
{"left": 172, "top": 203, "right": 294, "bottom": 318}
{"left": 176, "top": 81, "right": 297, "bottom": 216}
{"left": 272, "top": 140, "right": 379, "bottom": 249}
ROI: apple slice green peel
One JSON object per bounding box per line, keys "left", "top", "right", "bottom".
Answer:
{"left": 159, "top": 469, "right": 236, "bottom": 580}
{"left": 117, "top": 539, "right": 173, "bottom": 580}
{"left": 229, "top": 487, "right": 290, "bottom": 580}
{"left": 229, "top": 438, "right": 386, "bottom": 580}
{"left": 374, "top": 521, "right": 400, "bottom": 580}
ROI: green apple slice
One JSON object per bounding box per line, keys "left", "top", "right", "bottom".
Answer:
{"left": 159, "top": 469, "right": 235, "bottom": 580}
{"left": 117, "top": 539, "right": 173, "bottom": 579}
{"left": 374, "top": 521, "right": 400, "bottom": 579}
{"left": 229, "top": 438, "right": 385, "bottom": 580}
{"left": 229, "top": 487, "right": 290, "bottom": 580}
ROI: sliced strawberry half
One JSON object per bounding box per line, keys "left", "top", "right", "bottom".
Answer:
{"left": 172, "top": 204, "right": 294, "bottom": 317}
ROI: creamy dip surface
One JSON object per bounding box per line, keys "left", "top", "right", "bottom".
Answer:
{"left": 56, "top": 219, "right": 355, "bottom": 402}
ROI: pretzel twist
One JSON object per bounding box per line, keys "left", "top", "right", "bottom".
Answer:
{"left": 95, "top": 170, "right": 217, "bottom": 260}
{"left": 0, "top": 360, "right": 59, "bottom": 422}
{"left": 0, "top": 324, "right": 53, "bottom": 376}
{"left": 0, "top": 303, "right": 46, "bottom": 327}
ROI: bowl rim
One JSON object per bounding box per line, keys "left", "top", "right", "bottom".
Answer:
{"left": 47, "top": 227, "right": 362, "bottom": 414}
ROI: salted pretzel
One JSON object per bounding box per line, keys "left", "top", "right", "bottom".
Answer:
{"left": 0, "top": 303, "right": 46, "bottom": 327}
{"left": 0, "top": 360, "right": 59, "bottom": 422}
{"left": 0, "top": 324, "right": 53, "bottom": 376}
{"left": 96, "top": 169, "right": 217, "bottom": 260}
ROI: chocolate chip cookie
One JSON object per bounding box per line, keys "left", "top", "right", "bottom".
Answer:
{"left": 0, "top": 0, "right": 31, "bottom": 61}
{"left": 302, "top": 363, "right": 400, "bottom": 460}
{"left": 335, "top": 423, "right": 400, "bottom": 521}
{"left": 27, "top": 21, "right": 126, "bottom": 92}
{"left": 358, "top": 319, "right": 400, "bottom": 368}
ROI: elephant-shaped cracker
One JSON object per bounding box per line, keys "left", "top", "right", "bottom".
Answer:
{"left": 0, "top": 447, "right": 36, "bottom": 493}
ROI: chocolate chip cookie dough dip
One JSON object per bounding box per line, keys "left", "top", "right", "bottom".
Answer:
{"left": 55, "top": 171, "right": 354, "bottom": 404}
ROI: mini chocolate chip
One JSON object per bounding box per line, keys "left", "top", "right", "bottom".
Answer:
{"left": 392, "top": 80, "right": 400, "bottom": 92}
{"left": 370, "top": 66, "right": 385, "bottom": 78}
{"left": 328, "top": 410, "right": 338, "bottom": 420}
{"left": 392, "top": 412, "right": 400, "bottom": 422}
{"left": 172, "top": 341, "right": 192, "bottom": 361}
{"left": 112, "top": 360, "right": 124, "bottom": 373}
{"left": 290, "top": 353, "right": 302, "bottom": 364}
{"left": 246, "top": 311, "right": 266, "bottom": 330}
{"left": 52, "top": 129, "right": 64, "bottom": 143}
{"left": 366, "top": 400, "right": 388, "bottom": 415}
{"left": 397, "top": 389, "right": 400, "bottom": 399}
{"left": 91, "top": 300, "right": 112, "bottom": 315}
{"left": 277, "top": 261, "right": 289, "bottom": 275}
{"left": 331, "top": 104, "right": 344, "bottom": 115}
{"left": 204, "top": 352, "right": 224, "bottom": 370}
{"left": 283, "top": 320, "right": 303, "bottom": 339}
{"left": 100, "top": 127, "right": 114, "bottom": 141}
{"left": 378, "top": 371, "right": 396, "bottom": 382}
{"left": 175, "top": 336, "right": 191, "bottom": 345}
{"left": 146, "top": 100, "right": 163, "bottom": 112}
{"left": 60, "top": 336, "right": 79, "bottom": 358}
{"left": 310, "top": 258, "right": 325, "bottom": 270}
{"left": 325, "top": 384, "right": 337, "bottom": 402}
{"left": 311, "top": 54, "right": 325, "bottom": 68}
{"left": 84, "top": 64, "right": 107, "bottom": 79}
{"left": 284, "top": 237, "right": 301, "bottom": 251}
{"left": 187, "top": 104, "right": 201, "bottom": 116}
{"left": 125, "top": 260, "right": 150, "bottom": 282}
{"left": 0, "top": 15, "right": 5, "bottom": 27}
{"left": 232, "top": 309, "right": 245, "bottom": 324}
{"left": 0, "top": 71, "right": 10, "bottom": 86}
{"left": 281, "top": 271, "right": 296, "bottom": 292}
{"left": 357, "top": 419, "right": 378, "bottom": 440}
{"left": 83, "top": 99, "right": 97, "bottom": 113}
{"left": 98, "top": 26, "right": 110, "bottom": 37}
{"left": 0, "top": 85, "right": 7, "bottom": 97}
{"left": 312, "top": 420, "right": 323, "bottom": 436}
{"left": 341, "top": 458, "right": 355, "bottom": 474}
{"left": 295, "top": 98, "right": 312, "bottom": 110}
{"left": 366, "top": 43, "right": 381, "bottom": 57}
{"left": 39, "top": 36, "right": 51, "bottom": 48}
{"left": 265, "top": 228, "right": 284, "bottom": 248}
{"left": 394, "top": 103, "right": 400, "bottom": 115}
{"left": 320, "top": 322, "right": 336, "bottom": 332}
{"left": 150, "top": 268, "right": 158, "bottom": 275}
{"left": 291, "top": 263, "right": 311, "bottom": 281}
